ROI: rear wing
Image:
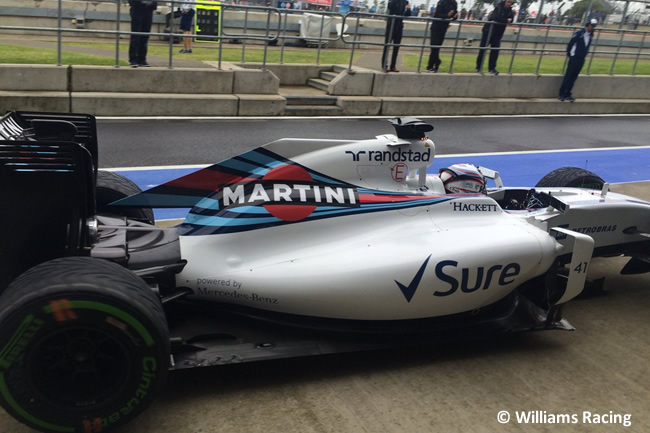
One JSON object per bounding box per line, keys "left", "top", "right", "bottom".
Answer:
{"left": 0, "top": 111, "right": 97, "bottom": 289}
{"left": 0, "top": 110, "right": 99, "bottom": 175}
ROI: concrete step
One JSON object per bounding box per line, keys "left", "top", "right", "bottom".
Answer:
{"left": 283, "top": 105, "right": 344, "bottom": 116}
{"left": 285, "top": 95, "right": 338, "bottom": 106}
{"left": 319, "top": 71, "right": 339, "bottom": 82}
{"left": 306, "top": 78, "right": 330, "bottom": 92}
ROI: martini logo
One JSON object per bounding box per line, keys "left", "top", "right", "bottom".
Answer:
{"left": 219, "top": 165, "right": 359, "bottom": 221}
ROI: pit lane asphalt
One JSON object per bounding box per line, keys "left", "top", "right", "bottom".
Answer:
{"left": 1, "top": 115, "right": 649, "bottom": 433}
{"left": 94, "top": 115, "right": 650, "bottom": 168}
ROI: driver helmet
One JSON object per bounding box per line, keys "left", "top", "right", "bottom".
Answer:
{"left": 439, "top": 164, "right": 487, "bottom": 194}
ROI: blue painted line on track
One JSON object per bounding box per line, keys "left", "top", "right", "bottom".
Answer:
{"left": 114, "top": 147, "right": 650, "bottom": 221}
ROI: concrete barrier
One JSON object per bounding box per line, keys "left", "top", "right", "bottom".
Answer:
{"left": 368, "top": 73, "right": 650, "bottom": 99}
{"left": 238, "top": 64, "right": 333, "bottom": 86}
{"left": 0, "top": 64, "right": 68, "bottom": 91}
{"left": 379, "top": 97, "right": 650, "bottom": 116}
{"left": 71, "top": 66, "right": 235, "bottom": 94}
{"left": 70, "top": 92, "right": 240, "bottom": 116}
{"left": 329, "top": 69, "right": 375, "bottom": 96}
{"left": 337, "top": 96, "right": 382, "bottom": 115}
{"left": 0, "top": 63, "right": 648, "bottom": 116}
{"left": 237, "top": 94, "right": 286, "bottom": 116}
{"left": 0, "top": 90, "right": 69, "bottom": 112}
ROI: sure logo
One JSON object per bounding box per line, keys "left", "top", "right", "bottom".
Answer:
{"left": 395, "top": 258, "right": 521, "bottom": 302}
{"left": 434, "top": 260, "right": 521, "bottom": 296}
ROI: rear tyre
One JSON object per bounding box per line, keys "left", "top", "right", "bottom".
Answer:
{"left": 96, "top": 170, "right": 155, "bottom": 224}
{"left": 0, "top": 257, "right": 170, "bottom": 433}
{"left": 535, "top": 167, "right": 605, "bottom": 189}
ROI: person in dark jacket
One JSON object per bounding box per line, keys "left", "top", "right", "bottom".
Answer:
{"left": 426, "top": 0, "right": 459, "bottom": 72}
{"left": 128, "top": 0, "right": 157, "bottom": 68}
{"left": 381, "top": 0, "right": 411, "bottom": 72}
{"left": 475, "top": 0, "right": 513, "bottom": 75}
{"left": 558, "top": 19, "right": 597, "bottom": 102}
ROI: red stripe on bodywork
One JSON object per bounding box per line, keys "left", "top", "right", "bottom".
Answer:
{"left": 358, "top": 193, "right": 446, "bottom": 203}
{"left": 165, "top": 168, "right": 255, "bottom": 191}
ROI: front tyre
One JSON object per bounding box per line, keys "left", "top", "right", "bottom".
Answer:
{"left": 0, "top": 257, "right": 170, "bottom": 433}
{"left": 535, "top": 167, "right": 605, "bottom": 189}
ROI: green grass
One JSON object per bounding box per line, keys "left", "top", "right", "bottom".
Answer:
{"left": 0, "top": 41, "right": 355, "bottom": 66}
{"left": 0, "top": 43, "right": 128, "bottom": 66}
{"left": 404, "top": 51, "right": 650, "bottom": 75}
{"left": 1, "top": 40, "right": 648, "bottom": 75}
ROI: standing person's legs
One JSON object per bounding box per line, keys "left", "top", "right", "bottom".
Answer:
{"left": 475, "top": 31, "right": 490, "bottom": 71}
{"left": 488, "top": 38, "right": 501, "bottom": 71}
{"left": 428, "top": 24, "right": 444, "bottom": 71}
{"left": 381, "top": 20, "right": 396, "bottom": 71}
{"left": 183, "top": 31, "right": 192, "bottom": 52}
{"left": 180, "top": 12, "right": 194, "bottom": 53}
{"left": 390, "top": 27, "right": 403, "bottom": 70}
{"left": 136, "top": 11, "right": 153, "bottom": 65}
{"left": 559, "top": 57, "right": 585, "bottom": 99}
{"left": 128, "top": 11, "right": 144, "bottom": 66}
{"left": 427, "top": 27, "right": 437, "bottom": 70}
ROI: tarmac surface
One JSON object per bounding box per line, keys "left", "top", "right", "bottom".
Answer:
{"left": 1, "top": 117, "right": 649, "bottom": 433}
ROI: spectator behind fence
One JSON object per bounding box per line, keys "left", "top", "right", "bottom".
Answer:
{"left": 475, "top": 0, "right": 513, "bottom": 75}
{"left": 128, "top": 0, "right": 157, "bottom": 68}
{"left": 558, "top": 19, "right": 597, "bottom": 102}
{"left": 426, "top": 0, "right": 459, "bottom": 72}
{"left": 179, "top": 2, "right": 196, "bottom": 54}
{"left": 381, "top": 0, "right": 411, "bottom": 73}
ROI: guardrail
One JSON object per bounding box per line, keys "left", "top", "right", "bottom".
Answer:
{"left": 340, "top": 11, "right": 649, "bottom": 75}
{"left": 0, "top": 0, "right": 648, "bottom": 75}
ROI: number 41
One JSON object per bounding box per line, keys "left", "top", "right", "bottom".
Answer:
{"left": 574, "top": 262, "right": 588, "bottom": 274}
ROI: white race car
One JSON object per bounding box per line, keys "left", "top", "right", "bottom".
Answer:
{"left": 0, "top": 113, "right": 648, "bottom": 433}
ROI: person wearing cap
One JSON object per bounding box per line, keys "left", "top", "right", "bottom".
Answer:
{"left": 559, "top": 18, "right": 598, "bottom": 102}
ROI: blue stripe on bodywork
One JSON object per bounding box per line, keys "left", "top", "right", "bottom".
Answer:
{"left": 115, "top": 147, "right": 650, "bottom": 222}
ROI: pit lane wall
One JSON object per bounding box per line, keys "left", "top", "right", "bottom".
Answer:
{"left": 1, "top": 63, "right": 649, "bottom": 116}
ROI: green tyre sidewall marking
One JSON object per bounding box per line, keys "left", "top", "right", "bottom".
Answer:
{"left": 0, "top": 298, "right": 165, "bottom": 433}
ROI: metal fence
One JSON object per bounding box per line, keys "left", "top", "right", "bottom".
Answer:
{"left": 0, "top": 0, "right": 648, "bottom": 75}
{"left": 341, "top": 11, "right": 650, "bottom": 75}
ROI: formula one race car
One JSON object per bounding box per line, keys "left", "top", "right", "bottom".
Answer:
{"left": 1, "top": 111, "right": 649, "bottom": 433}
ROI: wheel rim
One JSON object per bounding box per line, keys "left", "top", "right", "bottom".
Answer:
{"left": 27, "top": 325, "right": 132, "bottom": 408}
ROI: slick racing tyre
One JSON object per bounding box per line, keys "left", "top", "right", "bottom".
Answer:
{"left": 0, "top": 257, "right": 170, "bottom": 433}
{"left": 96, "top": 170, "right": 155, "bottom": 225}
{"left": 535, "top": 167, "right": 605, "bottom": 190}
